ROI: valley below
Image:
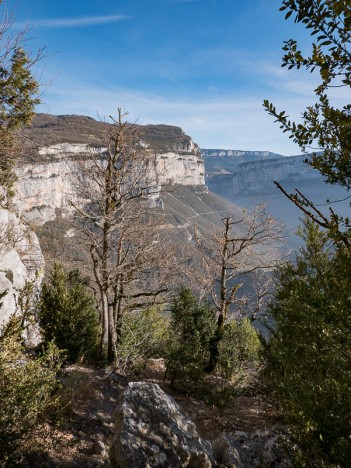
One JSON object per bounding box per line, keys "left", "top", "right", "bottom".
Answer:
{"left": 1, "top": 113, "right": 345, "bottom": 467}
{"left": 204, "top": 149, "right": 350, "bottom": 249}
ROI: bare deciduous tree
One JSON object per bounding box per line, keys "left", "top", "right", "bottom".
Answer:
{"left": 71, "top": 110, "right": 175, "bottom": 361}
{"left": 194, "top": 204, "right": 284, "bottom": 370}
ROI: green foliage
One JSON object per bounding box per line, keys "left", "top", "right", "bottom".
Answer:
{"left": 166, "top": 288, "right": 262, "bottom": 406}
{"left": 264, "top": 3, "right": 351, "bottom": 461}
{"left": 0, "top": 47, "right": 40, "bottom": 132}
{"left": 117, "top": 306, "right": 169, "bottom": 371}
{"left": 218, "top": 318, "right": 262, "bottom": 386}
{"left": 265, "top": 219, "right": 351, "bottom": 465}
{"left": 263, "top": 0, "right": 351, "bottom": 245}
{"left": 0, "top": 314, "right": 62, "bottom": 465}
{"left": 166, "top": 287, "right": 217, "bottom": 392}
{"left": 0, "top": 29, "right": 41, "bottom": 202}
{"left": 204, "top": 318, "right": 263, "bottom": 408}
{"left": 39, "top": 263, "right": 100, "bottom": 363}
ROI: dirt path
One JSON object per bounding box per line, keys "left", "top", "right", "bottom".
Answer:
{"left": 24, "top": 366, "right": 120, "bottom": 467}
{"left": 23, "top": 362, "right": 280, "bottom": 467}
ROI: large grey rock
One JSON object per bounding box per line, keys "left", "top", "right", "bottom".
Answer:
{"left": 0, "top": 209, "right": 44, "bottom": 339}
{"left": 109, "top": 382, "right": 216, "bottom": 467}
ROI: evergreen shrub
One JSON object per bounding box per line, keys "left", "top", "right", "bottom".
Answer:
{"left": 39, "top": 263, "right": 100, "bottom": 363}
{"left": 0, "top": 313, "right": 62, "bottom": 465}
{"left": 166, "top": 287, "right": 217, "bottom": 393}
{"left": 265, "top": 220, "right": 351, "bottom": 466}
{"left": 166, "top": 288, "right": 262, "bottom": 405}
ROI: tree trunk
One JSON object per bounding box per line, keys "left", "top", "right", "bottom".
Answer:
{"left": 107, "top": 303, "right": 118, "bottom": 362}
{"left": 205, "top": 311, "right": 225, "bottom": 373}
{"left": 99, "top": 289, "right": 109, "bottom": 360}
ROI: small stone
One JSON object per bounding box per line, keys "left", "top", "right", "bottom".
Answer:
{"left": 91, "top": 440, "right": 106, "bottom": 457}
{"left": 156, "top": 452, "right": 167, "bottom": 464}
{"left": 150, "top": 444, "right": 160, "bottom": 454}
{"left": 233, "top": 431, "right": 248, "bottom": 443}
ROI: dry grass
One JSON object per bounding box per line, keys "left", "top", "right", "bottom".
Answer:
{"left": 56, "top": 366, "right": 96, "bottom": 416}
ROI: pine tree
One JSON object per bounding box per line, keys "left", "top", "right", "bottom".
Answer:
{"left": 0, "top": 7, "right": 41, "bottom": 204}
{"left": 39, "top": 263, "right": 100, "bottom": 363}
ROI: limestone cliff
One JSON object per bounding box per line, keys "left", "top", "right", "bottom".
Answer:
{"left": 202, "top": 148, "right": 282, "bottom": 174}
{"left": 205, "top": 152, "right": 319, "bottom": 197}
{"left": 233, "top": 155, "right": 319, "bottom": 192}
{"left": 14, "top": 114, "right": 205, "bottom": 224}
{"left": 0, "top": 209, "right": 44, "bottom": 334}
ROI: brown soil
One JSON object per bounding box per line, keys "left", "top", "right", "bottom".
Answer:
{"left": 22, "top": 361, "right": 280, "bottom": 467}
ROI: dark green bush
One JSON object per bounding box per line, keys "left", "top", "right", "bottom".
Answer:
{"left": 39, "top": 263, "right": 100, "bottom": 363}
{"left": 218, "top": 318, "right": 262, "bottom": 385}
{"left": 265, "top": 220, "right": 351, "bottom": 466}
{"left": 205, "top": 317, "right": 263, "bottom": 408}
{"left": 0, "top": 313, "right": 62, "bottom": 466}
{"left": 166, "top": 288, "right": 262, "bottom": 406}
{"left": 166, "top": 287, "right": 217, "bottom": 392}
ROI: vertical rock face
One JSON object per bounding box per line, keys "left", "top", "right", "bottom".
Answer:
{"left": 109, "top": 382, "right": 215, "bottom": 468}
{"left": 0, "top": 209, "right": 44, "bottom": 331}
{"left": 236, "top": 156, "right": 319, "bottom": 191}
{"left": 14, "top": 114, "right": 206, "bottom": 225}
{"left": 14, "top": 156, "right": 87, "bottom": 225}
{"left": 204, "top": 152, "right": 319, "bottom": 197}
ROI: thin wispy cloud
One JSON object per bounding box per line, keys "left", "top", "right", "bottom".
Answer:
{"left": 38, "top": 79, "right": 306, "bottom": 155}
{"left": 14, "top": 14, "right": 130, "bottom": 30}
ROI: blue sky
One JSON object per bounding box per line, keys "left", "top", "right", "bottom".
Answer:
{"left": 6, "top": 0, "right": 348, "bottom": 154}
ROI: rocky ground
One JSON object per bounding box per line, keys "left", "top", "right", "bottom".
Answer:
{"left": 21, "top": 360, "right": 289, "bottom": 467}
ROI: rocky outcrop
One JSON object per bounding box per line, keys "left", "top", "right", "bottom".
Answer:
{"left": 14, "top": 114, "right": 205, "bottom": 225}
{"left": 14, "top": 158, "right": 78, "bottom": 225}
{"left": 202, "top": 149, "right": 282, "bottom": 173}
{"left": 14, "top": 150, "right": 98, "bottom": 225}
{"left": 213, "top": 430, "right": 292, "bottom": 467}
{"left": 109, "top": 382, "right": 215, "bottom": 467}
{"left": 0, "top": 209, "right": 44, "bottom": 334}
{"left": 109, "top": 382, "right": 292, "bottom": 468}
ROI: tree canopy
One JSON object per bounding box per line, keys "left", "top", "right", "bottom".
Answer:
{"left": 0, "top": 1, "right": 41, "bottom": 203}
{"left": 264, "top": 0, "right": 351, "bottom": 246}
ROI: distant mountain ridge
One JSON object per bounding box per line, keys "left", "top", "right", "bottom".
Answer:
{"left": 201, "top": 148, "right": 319, "bottom": 195}
{"left": 201, "top": 148, "right": 349, "bottom": 249}
{"left": 201, "top": 148, "right": 283, "bottom": 172}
